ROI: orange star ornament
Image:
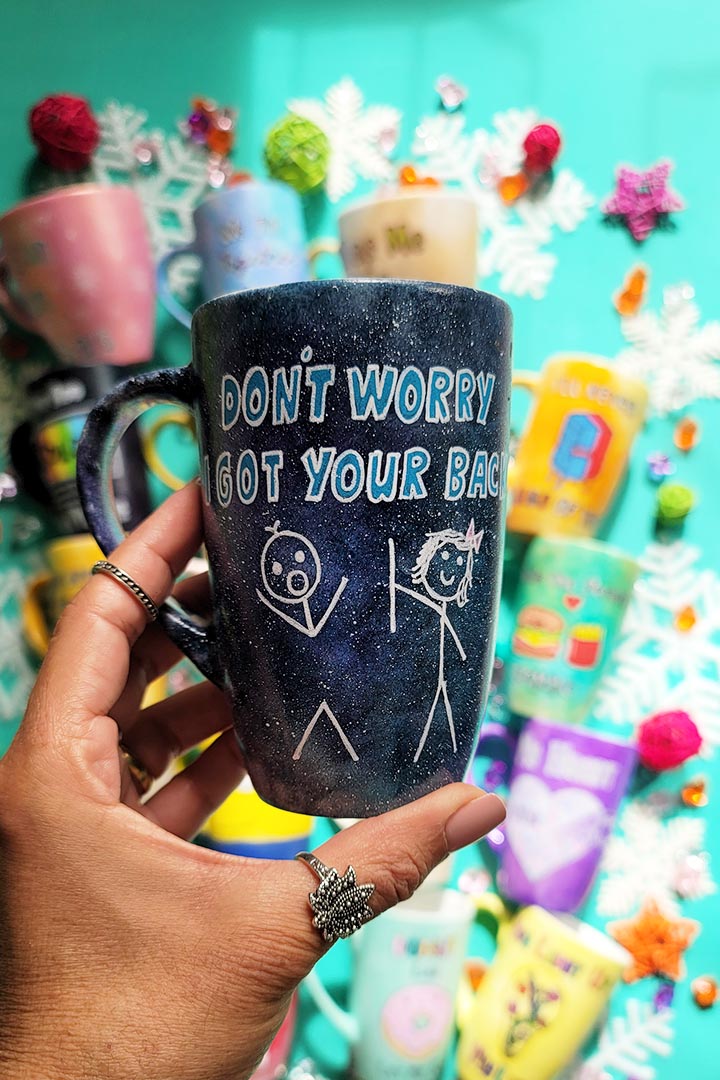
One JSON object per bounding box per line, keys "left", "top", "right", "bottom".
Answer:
{"left": 609, "top": 899, "right": 700, "bottom": 983}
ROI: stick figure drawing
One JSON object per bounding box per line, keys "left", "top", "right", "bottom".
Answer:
{"left": 256, "top": 521, "right": 348, "bottom": 637}
{"left": 389, "top": 520, "right": 484, "bottom": 762}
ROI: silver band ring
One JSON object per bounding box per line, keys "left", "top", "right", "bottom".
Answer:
{"left": 119, "top": 740, "right": 153, "bottom": 795}
{"left": 91, "top": 560, "right": 159, "bottom": 622}
{"left": 296, "top": 851, "right": 375, "bottom": 943}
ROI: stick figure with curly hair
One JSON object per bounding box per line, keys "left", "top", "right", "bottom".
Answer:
{"left": 389, "top": 520, "right": 484, "bottom": 762}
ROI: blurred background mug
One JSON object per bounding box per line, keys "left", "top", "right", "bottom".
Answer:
{"left": 337, "top": 189, "right": 479, "bottom": 286}
{"left": 305, "top": 888, "right": 475, "bottom": 1080}
{"left": 0, "top": 184, "right": 155, "bottom": 366}
{"left": 498, "top": 719, "right": 637, "bottom": 911}
{"left": 23, "top": 533, "right": 102, "bottom": 656}
{"left": 506, "top": 536, "right": 638, "bottom": 723}
{"left": 507, "top": 354, "right": 648, "bottom": 537}
{"left": 457, "top": 905, "right": 630, "bottom": 1080}
{"left": 157, "top": 180, "right": 316, "bottom": 327}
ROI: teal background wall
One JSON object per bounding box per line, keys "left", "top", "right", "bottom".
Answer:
{"left": 1, "top": 1, "right": 718, "bottom": 1077}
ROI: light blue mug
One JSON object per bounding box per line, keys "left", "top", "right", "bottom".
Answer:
{"left": 157, "top": 180, "right": 315, "bottom": 328}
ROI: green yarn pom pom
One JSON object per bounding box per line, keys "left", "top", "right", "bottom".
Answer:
{"left": 264, "top": 113, "right": 331, "bottom": 195}
{"left": 656, "top": 481, "right": 695, "bottom": 523}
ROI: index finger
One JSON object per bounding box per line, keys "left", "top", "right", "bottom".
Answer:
{"left": 34, "top": 481, "right": 204, "bottom": 729}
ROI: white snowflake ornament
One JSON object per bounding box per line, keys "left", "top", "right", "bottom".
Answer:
{"left": 593, "top": 541, "right": 720, "bottom": 752}
{"left": 289, "top": 78, "right": 400, "bottom": 202}
{"left": 413, "top": 107, "right": 594, "bottom": 298}
{"left": 597, "top": 799, "right": 716, "bottom": 917}
{"left": 92, "top": 101, "right": 211, "bottom": 258}
{"left": 616, "top": 283, "right": 720, "bottom": 415}
{"left": 567, "top": 1000, "right": 675, "bottom": 1080}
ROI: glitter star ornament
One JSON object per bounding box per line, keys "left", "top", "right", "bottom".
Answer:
{"left": 609, "top": 899, "right": 700, "bottom": 982}
{"left": 307, "top": 864, "right": 374, "bottom": 941}
{"left": 602, "top": 161, "right": 685, "bottom": 242}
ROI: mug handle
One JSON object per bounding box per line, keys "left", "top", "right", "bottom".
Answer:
{"left": 0, "top": 254, "right": 42, "bottom": 334}
{"left": 156, "top": 243, "right": 197, "bottom": 329}
{"left": 307, "top": 238, "right": 341, "bottom": 279}
{"left": 76, "top": 366, "right": 221, "bottom": 686}
{"left": 142, "top": 408, "right": 197, "bottom": 492}
{"left": 22, "top": 574, "right": 51, "bottom": 657}
{"left": 511, "top": 370, "right": 540, "bottom": 393}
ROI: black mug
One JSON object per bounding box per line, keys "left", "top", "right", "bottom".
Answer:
{"left": 77, "top": 280, "right": 512, "bottom": 816}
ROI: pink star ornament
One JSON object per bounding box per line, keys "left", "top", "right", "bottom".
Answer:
{"left": 602, "top": 160, "right": 685, "bottom": 242}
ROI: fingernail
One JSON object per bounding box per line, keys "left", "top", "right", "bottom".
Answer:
{"left": 445, "top": 794, "right": 506, "bottom": 852}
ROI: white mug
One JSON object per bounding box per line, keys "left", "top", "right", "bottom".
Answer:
{"left": 337, "top": 189, "right": 479, "bottom": 286}
{"left": 305, "top": 887, "right": 475, "bottom": 1080}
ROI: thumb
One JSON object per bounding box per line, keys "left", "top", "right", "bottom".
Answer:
{"left": 257, "top": 783, "right": 506, "bottom": 983}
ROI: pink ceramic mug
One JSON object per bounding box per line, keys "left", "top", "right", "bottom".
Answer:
{"left": 0, "top": 184, "right": 155, "bottom": 366}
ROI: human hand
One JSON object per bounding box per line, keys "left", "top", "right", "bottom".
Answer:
{"left": 0, "top": 482, "right": 506, "bottom": 1080}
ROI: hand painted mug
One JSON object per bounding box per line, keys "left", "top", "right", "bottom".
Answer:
{"left": 336, "top": 189, "right": 479, "bottom": 287}
{"left": 305, "top": 888, "right": 475, "bottom": 1080}
{"left": 77, "top": 279, "right": 512, "bottom": 816}
{"left": 10, "top": 366, "right": 152, "bottom": 535}
{"left": 507, "top": 354, "right": 648, "bottom": 537}
{"left": 0, "top": 184, "right": 155, "bottom": 366}
{"left": 498, "top": 719, "right": 637, "bottom": 911}
{"left": 456, "top": 905, "right": 630, "bottom": 1080}
{"left": 157, "top": 180, "right": 315, "bottom": 328}
{"left": 506, "top": 536, "right": 638, "bottom": 724}
{"left": 23, "top": 533, "right": 103, "bottom": 656}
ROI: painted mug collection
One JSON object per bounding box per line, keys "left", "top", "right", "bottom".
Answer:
{"left": 1, "top": 169, "right": 649, "bottom": 1080}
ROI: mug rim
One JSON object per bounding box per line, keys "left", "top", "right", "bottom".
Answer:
{"left": 542, "top": 351, "right": 650, "bottom": 397}
{"left": 379, "top": 886, "right": 476, "bottom": 924}
{"left": 44, "top": 533, "right": 101, "bottom": 560}
{"left": 0, "top": 182, "right": 139, "bottom": 226}
{"left": 192, "top": 277, "right": 511, "bottom": 325}
{"left": 338, "top": 187, "right": 478, "bottom": 222}
{"left": 517, "top": 715, "right": 638, "bottom": 757}
{"left": 525, "top": 533, "right": 640, "bottom": 571}
{"left": 526, "top": 905, "right": 632, "bottom": 969}
{"left": 193, "top": 177, "right": 299, "bottom": 212}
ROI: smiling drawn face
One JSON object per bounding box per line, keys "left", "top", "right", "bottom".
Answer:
{"left": 261, "top": 529, "right": 321, "bottom": 604}
{"left": 421, "top": 541, "right": 470, "bottom": 603}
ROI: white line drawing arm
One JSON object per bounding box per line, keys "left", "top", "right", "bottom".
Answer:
{"left": 394, "top": 582, "right": 445, "bottom": 618}
{"left": 256, "top": 590, "right": 316, "bottom": 636}
{"left": 311, "top": 576, "right": 349, "bottom": 636}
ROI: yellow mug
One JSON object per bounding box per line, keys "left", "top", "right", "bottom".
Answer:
{"left": 507, "top": 355, "right": 648, "bottom": 537}
{"left": 457, "top": 905, "right": 630, "bottom": 1080}
{"left": 23, "top": 534, "right": 102, "bottom": 656}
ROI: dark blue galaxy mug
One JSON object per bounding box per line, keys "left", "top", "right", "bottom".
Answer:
{"left": 77, "top": 280, "right": 512, "bottom": 817}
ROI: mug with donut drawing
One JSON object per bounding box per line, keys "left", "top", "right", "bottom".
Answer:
{"left": 304, "top": 886, "right": 475, "bottom": 1080}
{"left": 457, "top": 905, "right": 630, "bottom": 1080}
{"left": 507, "top": 354, "right": 648, "bottom": 537}
{"left": 506, "top": 536, "right": 638, "bottom": 724}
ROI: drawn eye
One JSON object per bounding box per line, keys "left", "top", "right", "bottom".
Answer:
{"left": 294, "top": 550, "right": 306, "bottom": 564}
{"left": 441, "top": 550, "right": 450, "bottom": 561}
{"left": 456, "top": 556, "right": 464, "bottom": 566}
{"left": 272, "top": 561, "right": 283, "bottom": 576}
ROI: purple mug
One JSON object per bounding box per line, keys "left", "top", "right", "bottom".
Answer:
{"left": 498, "top": 718, "right": 636, "bottom": 911}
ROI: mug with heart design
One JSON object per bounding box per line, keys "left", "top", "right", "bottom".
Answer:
{"left": 456, "top": 905, "right": 630, "bottom": 1080}
{"left": 0, "top": 184, "right": 155, "bottom": 366}
{"left": 506, "top": 536, "right": 638, "bottom": 724}
{"left": 498, "top": 718, "right": 637, "bottom": 911}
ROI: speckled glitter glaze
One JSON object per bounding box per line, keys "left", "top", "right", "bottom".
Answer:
{"left": 77, "top": 280, "right": 512, "bottom": 817}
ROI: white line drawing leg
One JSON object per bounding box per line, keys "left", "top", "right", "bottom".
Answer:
{"left": 292, "top": 699, "right": 359, "bottom": 762}
{"left": 389, "top": 538, "right": 397, "bottom": 633}
{"left": 414, "top": 680, "right": 443, "bottom": 763}
{"left": 441, "top": 679, "right": 457, "bottom": 753}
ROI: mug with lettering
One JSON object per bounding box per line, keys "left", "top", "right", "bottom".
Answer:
{"left": 10, "top": 366, "right": 152, "bottom": 535}
{"left": 157, "top": 180, "right": 314, "bottom": 329}
{"left": 506, "top": 536, "right": 638, "bottom": 724}
{"left": 305, "top": 888, "right": 475, "bottom": 1080}
{"left": 457, "top": 905, "right": 630, "bottom": 1080}
{"left": 507, "top": 354, "right": 648, "bottom": 537}
{"left": 337, "top": 189, "right": 479, "bottom": 287}
{"left": 0, "top": 184, "right": 155, "bottom": 366}
{"left": 498, "top": 719, "right": 637, "bottom": 911}
{"left": 77, "top": 279, "right": 512, "bottom": 816}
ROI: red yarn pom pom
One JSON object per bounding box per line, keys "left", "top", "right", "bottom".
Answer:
{"left": 637, "top": 710, "right": 702, "bottom": 772}
{"left": 523, "top": 123, "right": 562, "bottom": 175}
{"left": 29, "top": 93, "right": 100, "bottom": 171}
